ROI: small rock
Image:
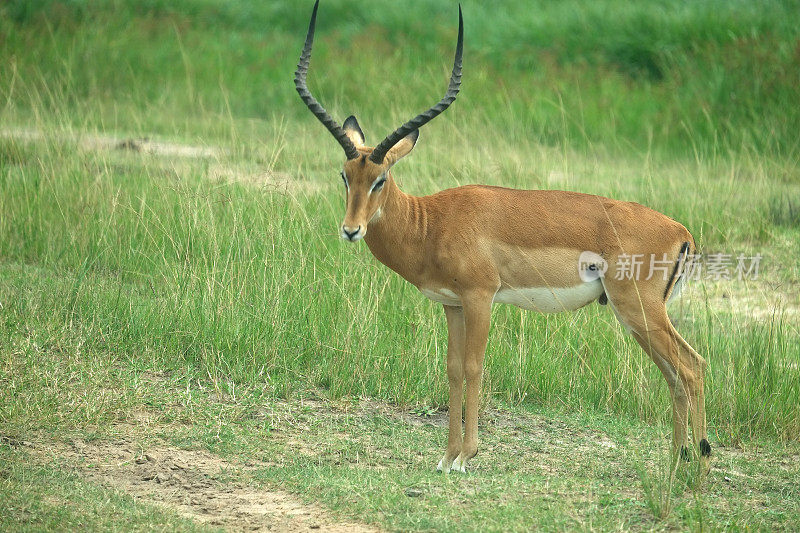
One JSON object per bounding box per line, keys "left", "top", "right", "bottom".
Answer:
{"left": 155, "top": 472, "right": 171, "bottom": 483}
{"left": 724, "top": 476, "right": 732, "bottom": 482}
{"left": 135, "top": 457, "right": 148, "bottom": 465}
{"left": 405, "top": 487, "right": 424, "bottom": 498}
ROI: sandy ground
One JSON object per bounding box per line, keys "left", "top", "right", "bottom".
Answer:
{"left": 23, "top": 437, "right": 377, "bottom": 532}
{"left": 0, "top": 127, "right": 219, "bottom": 158}
{"left": 0, "top": 127, "right": 324, "bottom": 194}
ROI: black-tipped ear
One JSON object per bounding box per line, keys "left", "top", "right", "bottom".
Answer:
{"left": 343, "top": 115, "right": 365, "bottom": 147}
{"left": 384, "top": 129, "right": 419, "bottom": 167}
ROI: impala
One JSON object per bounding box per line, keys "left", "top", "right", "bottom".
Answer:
{"left": 294, "top": 1, "right": 711, "bottom": 473}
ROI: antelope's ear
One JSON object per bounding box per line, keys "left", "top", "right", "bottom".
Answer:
{"left": 385, "top": 129, "right": 418, "bottom": 167}
{"left": 343, "top": 115, "right": 365, "bottom": 148}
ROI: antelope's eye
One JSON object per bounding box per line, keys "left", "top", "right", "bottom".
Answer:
{"left": 340, "top": 172, "right": 349, "bottom": 189}
{"left": 371, "top": 177, "right": 386, "bottom": 193}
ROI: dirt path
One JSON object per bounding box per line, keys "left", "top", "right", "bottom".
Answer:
{"left": 0, "top": 127, "right": 219, "bottom": 158}
{"left": 24, "top": 438, "right": 377, "bottom": 532}
{"left": 0, "top": 126, "right": 324, "bottom": 194}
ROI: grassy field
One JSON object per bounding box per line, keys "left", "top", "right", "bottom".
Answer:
{"left": 1, "top": 0, "right": 799, "bottom": 530}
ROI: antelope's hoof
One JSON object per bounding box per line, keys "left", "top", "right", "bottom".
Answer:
{"left": 452, "top": 454, "right": 467, "bottom": 473}
{"left": 437, "top": 454, "right": 467, "bottom": 474}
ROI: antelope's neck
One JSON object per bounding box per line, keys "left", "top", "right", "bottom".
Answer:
{"left": 363, "top": 178, "right": 428, "bottom": 284}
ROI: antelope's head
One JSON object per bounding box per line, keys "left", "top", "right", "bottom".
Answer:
{"left": 294, "top": 0, "right": 463, "bottom": 242}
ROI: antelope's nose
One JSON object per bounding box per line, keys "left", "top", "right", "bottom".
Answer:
{"left": 341, "top": 225, "right": 363, "bottom": 242}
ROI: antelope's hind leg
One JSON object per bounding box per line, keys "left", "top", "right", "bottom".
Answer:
{"left": 631, "top": 328, "right": 690, "bottom": 457}
{"left": 604, "top": 272, "right": 709, "bottom": 469}
{"left": 673, "top": 327, "right": 710, "bottom": 471}
{"left": 633, "top": 323, "right": 709, "bottom": 470}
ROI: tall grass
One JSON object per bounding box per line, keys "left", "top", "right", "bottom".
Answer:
{"left": 1, "top": 1, "right": 799, "bottom": 442}
{"left": 1, "top": 129, "right": 798, "bottom": 440}
{"left": 2, "top": 1, "right": 800, "bottom": 157}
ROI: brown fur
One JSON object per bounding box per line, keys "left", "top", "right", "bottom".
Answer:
{"left": 297, "top": 1, "right": 708, "bottom": 473}
{"left": 336, "top": 130, "right": 709, "bottom": 473}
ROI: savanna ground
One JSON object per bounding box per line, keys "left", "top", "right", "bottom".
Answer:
{"left": 1, "top": 1, "right": 799, "bottom": 530}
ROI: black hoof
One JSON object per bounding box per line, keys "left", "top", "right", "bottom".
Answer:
{"left": 700, "top": 439, "right": 712, "bottom": 457}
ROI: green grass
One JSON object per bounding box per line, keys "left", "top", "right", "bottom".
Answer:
{"left": 1, "top": 0, "right": 799, "bottom": 530}
{"left": 2, "top": 362, "right": 799, "bottom": 531}
{"left": 2, "top": 0, "right": 800, "bottom": 156}
{"left": 1, "top": 142, "right": 797, "bottom": 441}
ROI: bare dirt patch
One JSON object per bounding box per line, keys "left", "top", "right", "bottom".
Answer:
{"left": 1, "top": 127, "right": 325, "bottom": 194}
{"left": 23, "top": 438, "right": 377, "bottom": 532}
{"left": 0, "top": 128, "right": 218, "bottom": 158}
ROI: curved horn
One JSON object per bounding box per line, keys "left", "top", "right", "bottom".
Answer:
{"left": 370, "top": 5, "right": 463, "bottom": 164}
{"left": 294, "top": 0, "right": 360, "bottom": 160}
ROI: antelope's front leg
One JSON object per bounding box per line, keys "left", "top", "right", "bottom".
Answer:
{"left": 438, "top": 305, "right": 466, "bottom": 473}
{"left": 453, "top": 293, "right": 492, "bottom": 472}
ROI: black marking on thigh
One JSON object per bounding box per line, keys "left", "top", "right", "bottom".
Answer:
{"left": 598, "top": 292, "right": 608, "bottom": 305}
{"left": 680, "top": 445, "right": 690, "bottom": 462}
{"left": 360, "top": 154, "right": 367, "bottom": 166}
{"left": 700, "top": 439, "right": 711, "bottom": 457}
{"left": 664, "top": 241, "right": 690, "bottom": 300}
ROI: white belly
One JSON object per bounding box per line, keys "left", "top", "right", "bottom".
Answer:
{"left": 420, "top": 281, "right": 604, "bottom": 313}
{"left": 494, "top": 281, "right": 604, "bottom": 313}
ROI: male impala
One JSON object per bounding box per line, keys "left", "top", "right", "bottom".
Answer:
{"left": 295, "top": 1, "right": 711, "bottom": 473}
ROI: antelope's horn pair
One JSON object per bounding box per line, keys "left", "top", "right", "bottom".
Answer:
{"left": 294, "top": 0, "right": 463, "bottom": 164}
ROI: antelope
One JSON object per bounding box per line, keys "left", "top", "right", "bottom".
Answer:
{"left": 294, "top": 1, "right": 711, "bottom": 473}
